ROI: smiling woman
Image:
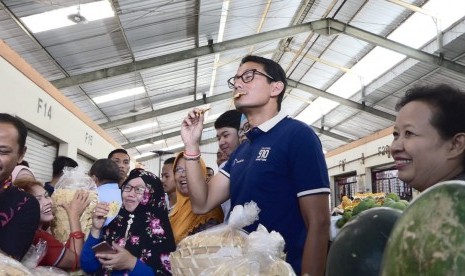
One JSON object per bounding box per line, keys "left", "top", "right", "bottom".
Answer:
{"left": 169, "top": 152, "right": 224, "bottom": 244}
{"left": 14, "top": 179, "right": 89, "bottom": 271}
{"left": 390, "top": 84, "right": 465, "bottom": 192}
{"left": 80, "top": 169, "right": 176, "bottom": 275}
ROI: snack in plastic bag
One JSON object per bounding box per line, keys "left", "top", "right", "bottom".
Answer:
{"left": 0, "top": 251, "right": 33, "bottom": 275}
{"left": 21, "top": 239, "right": 47, "bottom": 269}
{"left": 51, "top": 167, "right": 98, "bottom": 242}
{"left": 170, "top": 201, "right": 260, "bottom": 276}
{"left": 200, "top": 224, "right": 295, "bottom": 276}
{"left": 246, "top": 224, "right": 285, "bottom": 259}
{"left": 177, "top": 201, "right": 260, "bottom": 248}
{"left": 33, "top": 266, "right": 69, "bottom": 275}
{"left": 105, "top": 201, "right": 121, "bottom": 218}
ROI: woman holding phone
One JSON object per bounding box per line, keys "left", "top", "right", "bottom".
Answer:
{"left": 80, "top": 169, "right": 176, "bottom": 275}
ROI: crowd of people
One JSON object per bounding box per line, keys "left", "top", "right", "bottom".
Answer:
{"left": 1, "top": 54, "right": 465, "bottom": 275}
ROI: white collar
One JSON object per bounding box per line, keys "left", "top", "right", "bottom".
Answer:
{"left": 256, "top": 112, "right": 288, "bottom": 133}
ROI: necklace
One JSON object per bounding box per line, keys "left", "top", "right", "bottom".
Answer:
{"left": 124, "top": 214, "right": 135, "bottom": 241}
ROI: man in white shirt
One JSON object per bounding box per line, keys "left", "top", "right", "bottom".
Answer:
{"left": 89, "top": 158, "right": 122, "bottom": 226}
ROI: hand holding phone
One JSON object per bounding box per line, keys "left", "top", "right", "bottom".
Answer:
{"left": 92, "top": 241, "right": 116, "bottom": 254}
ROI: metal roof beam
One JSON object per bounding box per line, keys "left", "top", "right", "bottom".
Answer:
{"left": 122, "top": 121, "right": 215, "bottom": 149}
{"left": 124, "top": 120, "right": 351, "bottom": 150}
{"left": 310, "top": 126, "right": 353, "bottom": 143}
{"left": 51, "top": 20, "right": 330, "bottom": 88}
{"left": 101, "top": 78, "right": 394, "bottom": 130}
{"left": 134, "top": 135, "right": 218, "bottom": 162}
{"left": 100, "top": 92, "right": 231, "bottom": 129}
{"left": 51, "top": 19, "right": 465, "bottom": 89}
{"left": 287, "top": 79, "right": 397, "bottom": 121}
{"left": 131, "top": 122, "right": 351, "bottom": 157}
{"left": 317, "top": 19, "right": 465, "bottom": 76}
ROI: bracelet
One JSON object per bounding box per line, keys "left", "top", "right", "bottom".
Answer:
{"left": 69, "top": 231, "right": 85, "bottom": 239}
{"left": 184, "top": 151, "right": 201, "bottom": 158}
{"left": 184, "top": 155, "right": 201, "bottom": 161}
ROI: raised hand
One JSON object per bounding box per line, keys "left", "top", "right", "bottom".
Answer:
{"left": 62, "top": 189, "right": 90, "bottom": 221}
{"left": 90, "top": 202, "right": 110, "bottom": 238}
{"left": 180, "top": 108, "right": 205, "bottom": 150}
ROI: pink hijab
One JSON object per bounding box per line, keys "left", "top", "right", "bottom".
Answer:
{"left": 11, "top": 165, "right": 36, "bottom": 182}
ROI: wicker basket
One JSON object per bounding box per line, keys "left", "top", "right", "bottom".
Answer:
{"left": 170, "top": 245, "right": 242, "bottom": 276}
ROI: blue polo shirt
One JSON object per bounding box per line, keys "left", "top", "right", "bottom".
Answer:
{"left": 221, "top": 112, "right": 330, "bottom": 274}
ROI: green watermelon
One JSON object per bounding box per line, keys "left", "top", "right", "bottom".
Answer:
{"left": 381, "top": 180, "right": 465, "bottom": 275}
{"left": 326, "top": 207, "right": 402, "bottom": 276}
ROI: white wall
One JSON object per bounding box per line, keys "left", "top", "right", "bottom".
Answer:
{"left": 325, "top": 127, "right": 396, "bottom": 207}
{"left": 0, "top": 41, "right": 119, "bottom": 162}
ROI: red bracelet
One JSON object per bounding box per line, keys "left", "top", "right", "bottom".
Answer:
{"left": 69, "top": 231, "right": 85, "bottom": 239}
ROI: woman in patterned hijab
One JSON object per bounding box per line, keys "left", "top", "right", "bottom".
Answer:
{"left": 81, "top": 169, "right": 176, "bottom": 275}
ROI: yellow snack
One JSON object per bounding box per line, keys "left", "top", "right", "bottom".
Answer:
{"left": 51, "top": 189, "right": 98, "bottom": 243}
{"left": 105, "top": 201, "right": 121, "bottom": 217}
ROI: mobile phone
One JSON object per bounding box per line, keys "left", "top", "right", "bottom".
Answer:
{"left": 92, "top": 241, "right": 116, "bottom": 254}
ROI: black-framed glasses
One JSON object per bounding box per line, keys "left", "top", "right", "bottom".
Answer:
{"left": 122, "top": 185, "right": 146, "bottom": 194}
{"left": 227, "top": 69, "right": 275, "bottom": 89}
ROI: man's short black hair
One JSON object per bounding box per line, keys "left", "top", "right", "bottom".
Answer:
{"left": 89, "top": 159, "right": 120, "bottom": 183}
{"left": 0, "top": 113, "right": 28, "bottom": 153}
{"left": 163, "top": 157, "right": 175, "bottom": 165}
{"left": 214, "top": 110, "right": 242, "bottom": 130}
{"left": 52, "top": 156, "right": 78, "bottom": 177}
{"left": 108, "top": 148, "right": 130, "bottom": 160}
{"left": 240, "top": 55, "right": 287, "bottom": 111}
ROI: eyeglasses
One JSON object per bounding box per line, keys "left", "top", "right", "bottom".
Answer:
{"left": 122, "top": 185, "right": 146, "bottom": 194}
{"left": 175, "top": 167, "right": 186, "bottom": 175}
{"left": 227, "top": 69, "right": 275, "bottom": 89}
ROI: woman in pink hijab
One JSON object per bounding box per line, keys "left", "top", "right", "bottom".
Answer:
{"left": 12, "top": 164, "right": 36, "bottom": 183}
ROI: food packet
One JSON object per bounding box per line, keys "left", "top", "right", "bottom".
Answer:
{"left": 51, "top": 167, "right": 98, "bottom": 242}
{"left": 21, "top": 239, "right": 47, "bottom": 269}
{"left": 32, "top": 266, "right": 69, "bottom": 275}
{"left": 0, "top": 251, "right": 33, "bottom": 275}
{"left": 177, "top": 201, "right": 260, "bottom": 249}
{"left": 200, "top": 224, "right": 295, "bottom": 276}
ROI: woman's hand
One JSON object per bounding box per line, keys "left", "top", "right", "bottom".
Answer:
{"left": 96, "top": 242, "right": 137, "bottom": 271}
{"left": 90, "top": 202, "right": 110, "bottom": 238}
{"left": 62, "top": 189, "right": 90, "bottom": 221}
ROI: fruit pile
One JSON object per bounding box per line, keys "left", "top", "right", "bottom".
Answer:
{"left": 336, "top": 192, "right": 409, "bottom": 228}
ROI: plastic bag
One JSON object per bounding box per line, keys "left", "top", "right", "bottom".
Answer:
{"left": 32, "top": 266, "right": 69, "bottom": 275}
{"left": 51, "top": 167, "right": 98, "bottom": 242}
{"left": 177, "top": 201, "right": 260, "bottom": 248}
{"left": 0, "top": 251, "right": 33, "bottom": 275}
{"left": 200, "top": 224, "right": 295, "bottom": 276}
{"left": 21, "top": 239, "right": 47, "bottom": 269}
{"left": 170, "top": 202, "right": 260, "bottom": 275}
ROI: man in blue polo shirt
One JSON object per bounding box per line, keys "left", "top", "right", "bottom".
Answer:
{"left": 180, "top": 55, "right": 330, "bottom": 275}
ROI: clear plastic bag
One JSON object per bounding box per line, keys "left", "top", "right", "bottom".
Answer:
{"left": 177, "top": 201, "right": 260, "bottom": 249}
{"left": 0, "top": 251, "right": 33, "bottom": 275}
{"left": 51, "top": 167, "right": 98, "bottom": 242}
{"left": 21, "top": 239, "right": 47, "bottom": 269}
{"left": 170, "top": 201, "right": 261, "bottom": 275}
{"left": 200, "top": 224, "right": 295, "bottom": 276}
{"left": 32, "top": 266, "right": 69, "bottom": 275}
